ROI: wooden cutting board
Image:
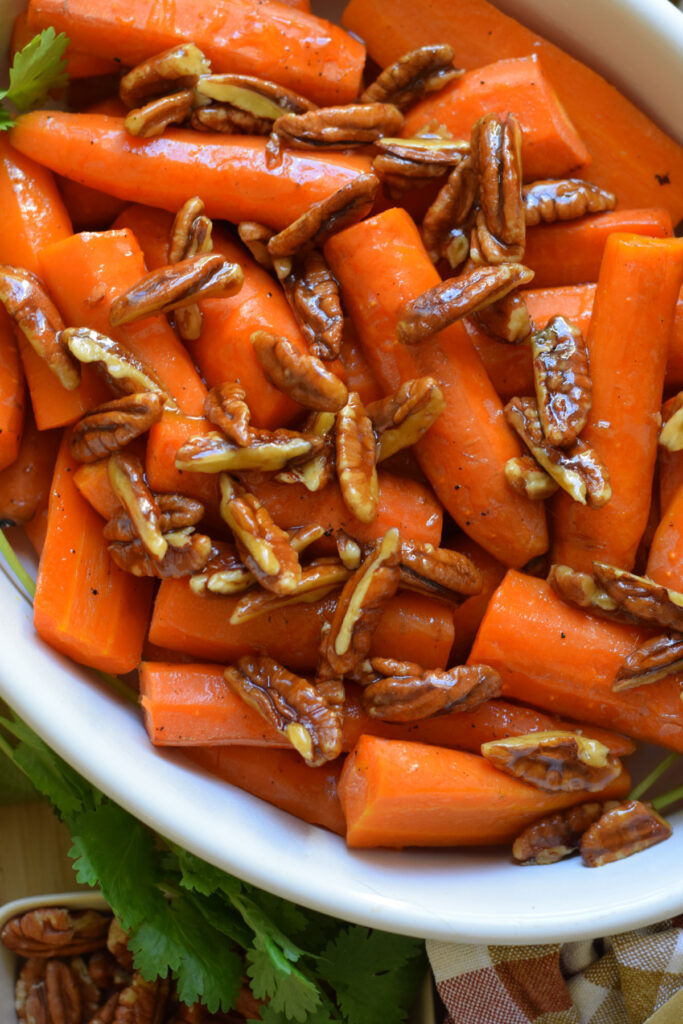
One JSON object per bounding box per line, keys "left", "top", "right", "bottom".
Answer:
{"left": 0, "top": 801, "right": 87, "bottom": 904}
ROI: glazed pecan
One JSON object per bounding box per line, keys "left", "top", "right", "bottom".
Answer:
{"left": 107, "top": 451, "right": 167, "bottom": 560}
{"left": 189, "top": 540, "right": 254, "bottom": 596}
{"left": 481, "top": 731, "right": 622, "bottom": 793}
{"left": 397, "top": 263, "right": 534, "bottom": 344}
{"left": 361, "top": 44, "right": 462, "bottom": 109}
{"left": 317, "top": 528, "right": 400, "bottom": 680}
{"left": 336, "top": 530, "right": 362, "bottom": 569}
{"left": 336, "top": 391, "right": 378, "bottom": 523}
{"left": 109, "top": 529, "right": 212, "bottom": 578}
{"left": 70, "top": 392, "right": 164, "bottom": 463}
{"left": 470, "top": 113, "right": 525, "bottom": 260}
{"left": 512, "top": 801, "right": 610, "bottom": 865}
{"left": 505, "top": 396, "right": 611, "bottom": 507}
{"left": 119, "top": 43, "right": 210, "bottom": 108}
{"left": 523, "top": 179, "right": 617, "bottom": 226}
{"left": 504, "top": 455, "right": 559, "bottom": 500}
{"left": 659, "top": 391, "right": 683, "bottom": 451}
{"left": 124, "top": 89, "right": 195, "bottom": 138}
{"left": 614, "top": 633, "right": 683, "bottom": 691}
{"left": 175, "top": 430, "right": 321, "bottom": 473}
{"left": 107, "top": 972, "right": 169, "bottom": 1024}
{"left": 421, "top": 155, "right": 478, "bottom": 266}
{"left": 251, "top": 330, "right": 348, "bottom": 410}
{"left": 367, "top": 376, "right": 446, "bottom": 461}
{"left": 470, "top": 291, "right": 533, "bottom": 344}
{"left": 2, "top": 908, "right": 111, "bottom": 957}
{"left": 580, "top": 800, "right": 672, "bottom": 867}
{"left": 548, "top": 564, "right": 636, "bottom": 624}
{"left": 204, "top": 381, "right": 252, "bottom": 446}
{"left": 105, "top": 492, "right": 204, "bottom": 542}
{"left": 275, "top": 410, "right": 336, "bottom": 491}
{"left": 63, "top": 327, "right": 176, "bottom": 408}
{"left": 592, "top": 562, "right": 683, "bottom": 633}
{"left": 0, "top": 266, "right": 79, "bottom": 389}
{"left": 225, "top": 655, "right": 342, "bottom": 765}
{"left": 195, "top": 72, "right": 315, "bottom": 128}
{"left": 531, "top": 315, "right": 592, "bottom": 447}
{"left": 267, "top": 172, "right": 380, "bottom": 257}
{"left": 90, "top": 993, "right": 121, "bottom": 1024}
{"left": 282, "top": 249, "right": 344, "bottom": 361}
{"left": 375, "top": 135, "right": 469, "bottom": 165}
{"left": 396, "top": 540, "right": 483, "bottom": 604}
{"left": 362, "top": 660, "right": 501, "bottom": 721}
{"left": 219, "top": 473, "right": 302, "bottom": 594}
{"left": 168, "top": 196, "right": 213, "bottom": 340}
{"left": 373, "top": 148, "right": 450, "bottom": 199}
{"left": 110, "top": 254, "right": 244, "bottom": 326}
{"left": 237, "top": 221, "right": 277, "bottom": 271}
{"left": 229, "top": 559, "right": 351, "bottom": 624}
{"left": 267, "top": 103, "right": 404, "bottom": 162}
{"left": 191, "top": 103, "right": 273, "bottom": 134}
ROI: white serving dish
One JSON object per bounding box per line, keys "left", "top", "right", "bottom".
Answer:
{"left": 1, "top": 0, "right": 683, "bottom": 945}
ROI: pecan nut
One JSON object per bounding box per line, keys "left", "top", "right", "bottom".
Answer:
{"left": 225, "top": 655, "right": 342, "bottom": 765}
{"left": 107, "top": 451, "right": 167, "bottom": 560}
{"left": 119, "top": 43, "right": 210, "bottom": 108}
{"left": 367, "top": 376, "right": 446, "bottom": 461}
{"left": 362, "top": 660, "right": 501, "bottom": 721}
{"left": 375, "top": 135, "right": 469, "bottom": 165}
{"left": 421, "top": 155, "right": 478, "bottom": 266}
{"left": 237, "top": 221, "right": 277, "bottom": 271}
{"left": 360, "top": 44, "right": 462, "bottom": 109}
{"left": 512, "top": 801, "right": 610, "bottom": 865}
{"left": 267, "top": 103, "right": 404, "bottom": 161}
{"left": 373, "top": 149, "right": 450, "bottom": 199}
{"left": 547, "top": 564, "right": 632, "bottom": 623}
{"left": 105, "top": 972, "right": 169, "bottom": 1024}
{"left": 397, "top": 263, "right": 534, "bottom": 344}
{"left": 1, "top": 908, "right": 111, "bottom": 957}
{"left": 396, "top": 539, "right": 483, "bottom": 604}
{"left": 267, "top": 172, "right": 380, "bottom": 257}
{"left": 168, "top": 197, "right": 213, "bottom": 341}
{"left": 107, "top": 919, "right": 134, "bottom": 972}
{"left": 613, "top": 632, "right": 683, "bottom": 691}
{"left": 229, "top": 559, "right": 351, "bottom": 624}
{"left": 124, "top": 89, "right": 195, "bottom": 138}
{"left": 105, "top": 492, "right": 204, "bottom": 542}
{"left": 62, "top": 327, "right": 176, "bottom": 409}
{"left": 504, "top": 455, "right": 559, "bottom": 500}
{"left": 481, "top": 730, "right": 622, "bottom": 793}
{"left": 470, "top": 291, "right": 533, "bottom": 344}
{"left": 523, "top": 179, "right": 617, "bottom": 227}
{"left": 175, "top": 430, "right": 321, "bottom": 473}
{"left": 531, "top": 315, "right": 592, "bottom": 447}
{"left": 251, "top": 330, "right": 347, "bottom": 410}
{"left": 275, "top": 410, "right": 336, "bottom": 492}
{"left": 204, "top": 381, "right": 252, "bottom": 446}
{"left": 195, "top": 72, "right": 315, "bottom": 124}
{"left": 580, "top": 800, "right": 672, "bottom": 867}
{"left": 592, "top": 562, "right": 683, "bottom": 633}
{"left": 70, "top": 393, "right": 164, "bottom": 463}
{"left": 471, "top": 113, "right": 525, "bottom": 257}
{"left": 336, "top": 391, "right": 378, "bottom": 523}
{"left": 189, "top": 540, "right": 254, "bottom": 596}
{"left": 109, "top": 530, "right": 212, "bottom": 578}
{"left": 282, "top": 249, "right": 344, "bottom": 361}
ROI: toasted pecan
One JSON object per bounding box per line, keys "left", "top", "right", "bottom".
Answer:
{"left": 229, "top": 560, "right": 350, "bottom": 624}
{"left": 531, "top": 315, "right": 592, "bottom": 447}
{"left": 580, "top": 800, "right": 672, "bottom": 867}
{"left": 362, "top": 660, "right": 501, "bottom": 721}
{"left": 204, "top": 381, "right": 252, "bottom": 446}
{"left": 512, "top": 802, "right": 610, "bottom": 865}
{"left": 504, "top": 455, "right": 559, "bottom": 500}
{"left": 251, "top": 330, "right": 348, "bottom": 411}
{"left": 360, "top": 45, "right": 462, "bottom": 109}
{"left": 592, "top": 562, "right": 683, "bottom": 633}
{"left": 275, "top": 410, "right": 336, "bottom": 492}
{"left": 470, "top": 113, "right": 525, "bottom": 259}
{"left": 481, "top": 731, "right": 622, "bottom": 793}
{"left": 336, "top": 391, "right": 378, "bottom": 523}
{"left": 367, "top": 376, "right": 446, "bottom": 461}
{"left": 62, "top": 326, "right": 176, "bottom": 408}
{"left": 267, "top": 173, "right": 380, "bottom": 257}
{"left": 105, "top": 492, "right": 203, "bottom": 543}
{"left": 175, "top": 430, "right": 320, "bottom": 473}
{"left": 396, "top": 539, "right": 483, "bottom": 605}
{"left": 69, "top": 392, "right": 164, "bottom": 463}
{"left": 1, "top": 909, "right": 111, "bottom": 958}
{"left": 421, "top": 155, "right": 478, "bottom": 266}
{"left": 124, "top": 88, "right": 195, "bottom": 138}
{"left": 523, "top": 179, "right": 616, "bottom": 226}
{"left": 614, "top": 633, "right": 683, "bottom": 691}
{"left": 471, "top": 291, "right": 533, "bottom": 344}
{"left": 108, "top": 529, "right": 212, "bottom": 578}
{"left": 119, "top": 43, "right": 210, "bottom": 108}
{"left": 107, "top": 451, "right": 167, "bottom": 560}
{"left": 282, "top": 249, "right": 344, "bottom": 361}
{"left": 267, "top": 103, "right": 404, "bottom": 161}
{"left": 195, "top": 72, "right": 315, "bottom": 126}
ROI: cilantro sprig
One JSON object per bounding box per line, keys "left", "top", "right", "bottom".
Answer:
{"left": 0, "top": 27, "right": 69, "bottom": 130}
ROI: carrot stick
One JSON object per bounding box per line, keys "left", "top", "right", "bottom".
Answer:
{"left": 113, "top": 204, "right": 172, "bottom": 270}
{"left": 56, "top": 177, "right": 129, "bottom": 232}
{"left": 38, "top": 229, "right": 208, "bottom": 417}
{"left": 139, "top": 662, "right": 634, "bottom": 756}
{"left": 552, "top": 234, "right": 683, "bottom": 572}
{"left": 403, "top": 56, "right": 590, "bottom": 181}
{"left": 325, "top": 207, "right": 548, "bottom": 568}
{"left": 184, "top": 746, "right": 346, "bottom": 835}
{"left": 469, "top": 570, "right": 683, "bottom": 752}
{"left": 447, "top": 535, "right": 506, "bottom": 665}
{"left": 523, "top": 209, "right": 673, "bottom": 288}
{"left": 0, "top": 409, "right": 60, "bottom": 526}
{"left": 645, "top": 483, "right": 683, "bottom": 592}
{"left": 11, "top": 11, "right": 120, "bottom": 78}
{"left": 27, "top": 0, "right": 365, "bottom": 107}
{"left": 342, "top": 0, "right": 683, "bottom": 221}
{"left": 664, "top": 290, "right": 683, "bottom": 393}
{"left": 146, "top": 412, "right": 220, "bottom": 511}
{"left": 338, "top": 735, "right": 630, "bottom": 848}
{"left": 0, "top": 310, "right": 25, "bottom": 472}
{"left": 33, "top": 431, "right": 155, "bottom": 674}
{"left": 23, "top": 499, "right": 50, "bottom": 555}
{"left": 148, "top": 585, "right": 454, "bottom": 670}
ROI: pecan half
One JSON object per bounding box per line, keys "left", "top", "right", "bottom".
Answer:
{"left": 70, "top": 956, "right": 101, "bottom": 1020}
{"left": 481, "top": 731, "right": 622, "bottom": 793}
{"left": 15, "top": 959, "right": 46, "bottom": 1023}
{"left": 373, "top": 149, "right": 451, "bottom": 199}
{"left": 523, "top": 179, "right": 617, "bottom": 227}
{"left": 175, "top": 430, "right": 321, "bottom": 473}
{"left": 189, "top": 540, "right": 254, "bottom": 596}
{"left": 548, "top": 564, "right": 633, "bottom": 623}
{"left": 531, "top": 315, "right": 592, "bottom": 447}
{"left": 191, "top": 103, "right": 273, "bottom": 134}
{"left": 336, "top": 530, "right": 362, "bottom": 569}
{"left": 336, "top": 391, "right": 378, "bottom": 523}
{"left": 614, "top": 633, "right": 683, "bottom": 691}
{"left": 505, "top": 396, "right": 611, "bottom": 507}
{"left": 105, "top": 492, "right": 204, "bottom": 542}
{"left": 204, "top": 381, "right": 252, "bottom": 446}
{"left": 195, "top": 72, "right": 315, "bottom": 126}
{"left": 106, "top": 972, "right": 169, "bottom": 1024}
{"left": 107, "top": 919, "right": 133, "bottom": 972}
{"left": 230, "top": 560, "right": 350, "bottom": 623}
{"left": 282, "top": 249, "right": 344, "bottom": 361}
{"left": 107, "top": 451, "right": 167, "bottom": 560}
{"left": 470, "top": 291, "right": 533, "bottom": 344}
{"left": 592, "top": 562, "right": 683, "bottom": 633}
{"left": 267, "top": 172, "right": 380, "bottom": 257}
{"left": 471, "top": 113, "right": 525, "bottom": 259}
{"left": 318, "top": 528, "right": 400, "bottom": 680}
{"left": 225, "top": 655, "right": 342, "bottom": 765}
{"left": 109, "top": 253, "right": 243, "bottom": 326}
{"left": 251, "top": 330, "right": 348, "bottom": 410}
{"left": 397, "top": 539, "right": 483, "bottom": 604}
{"left": 375, "top": 135, "right": 469, "bottom": 165}
{"left": 421, "top": 155, "right": 478, "bottom": 266}
{"left": 237, "top": 221, "right": 277, "bottom": 271}
{"left": 397, "top": 263, "right": 534, "bottom": 344}
{"left": 119, "top": 43, "right": 210, "bottom": 108}
{"left": 109, "top": 529, "right": 212, "bottom": 578}
{"left": 62, "top": 327, "right": 176, "bottom": 409}
{"left": 70, "top": 392, "right": 164, "bottom": 463}
{"left": 504, "top": 455, "right": 559, "bottom": 500}
{"left": 26, "top": 959, "right": 83, "bottom": 1024}
{"left": 1, "top": 908, "right": 111, "bottom": 957}
{"left": 360, "top": 44, "right": 462, "bottom": 109}
{"left": 0, "top": 266, "right": 79, "bottom": 389}
{"left": 362, "top": 660, "right": 501, "bottom": 721}
{"left": 580, "top": 800, "right": 672, "bottom": 867}
{"left": 168, "top": 196, "right": 213, "bottom": 341}
{"left": 275, "top": 410, "right": 336, "bottom": 491}
{"left": 367, "top": 376, "right": 446, "bottom": 461}
{"left": 512, "top": 801, "right": 610, "bottom": 865}
{"left": 267, "top": 103, "right": 404, "bottom": 162}
{"left": 219, "top": 473, "right": 301, "bottom": 594}
{"left": 124, "top": 88, "right": 195, "bottom": 138}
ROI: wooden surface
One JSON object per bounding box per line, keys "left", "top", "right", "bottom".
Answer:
{"left": 0, "top": 801, "right": 86, "bottom": 905}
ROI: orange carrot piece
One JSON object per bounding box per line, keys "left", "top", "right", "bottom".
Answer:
{"left": 524, "top": 209, "right": 673, "bottom": 288}
{"left": 23, "top": 500, "right": 50, "bottom": 555}
{"left": 73, "top": 456, "right": 135, "bottom": 521}
{"left": 148, "top": 585, "right": 453, "bottom": 670}
{"left": 664, "top": 290, "right": 683, "bottom": 393}
{"left": 403, "top": 56, "right": 590, "bottom": 181}
{"left": 447, "top": 535, "right": 506, "bottom": 665}
{"left": 33, "top": 431, "right": 154, "bottom": 674}
{"left": 338, "top": 735, "right": 630, "bottom": 848}
{"left": 184, "top": 746, "right": 346, "bottom": 835}
{"left": 646, "top": 483, "right": 683, "bottom": 592}
{"left": 342, "top": 0, "right": 683, "bottom": 221}
{"left": 113, "top": 204, "right": 171, "bottom": 270}
{"left": 552, "top": 234, "right": 683, "bottom": 572}
{"left": 469, "top": 570, "right": 683, "bottom": 752}
{"left": 38, "top": 229, "right": 208, "bottom": 417}
{"left": 338, "top": 319, "right": 383, "bottom": 407}
{"left": 325, "top": 207, "right": 548, "bottom": 567}
{"left": 11, "top": 11, "right": 120, "bottom": 78}
{"left": 56, "top": 176, "right": 128, "bottom": 232}
{"left": 27, "top": 0, "right": 365, "bottom": 106}
{"left": 0, "top": 311, "right": 25, "bottom": 472}
{"left": 0, "top": 409, "right": 60, "bottom": 526}
{"left": 146, "top": 413, "right": 220, "bottom": 511}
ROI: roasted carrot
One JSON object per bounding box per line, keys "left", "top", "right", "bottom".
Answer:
{"left": 664, "top": 290, "right": 683, "bottom": 393}
{"left": 403, "top": 56, "right": 590, "bottom": 181}
{"left": 645, "top": 483, "right": 683, "bottom": 592}
{"left": 447, "top": 535, "right": 506, "bottom": 665}
{"left": 469, "top": 570, "right": 683, "bottom": 752}
{"left": 56, "top": 177, "right": 129, "bottom": 232}
{"left": 27, "top": 0, "right": 365, "bottom": 106}
{"left": 342, "top": 0, "right": 683, "bottom": 221}
{"left": 11, "top": 11, "right": 120, "bottom": 78}
{"left": 325, "top": 207, "right": 548, "bottom": 567}
{"left": 523, "top": 209, "right": 673, "bottom": 288}
{"left": 113, "top": 204, "right": 172, "bottom": 270}
{"left": 33, "top": 431, "right": 155, "bottom": 674}
{"left": 552, "top": 234, "right": 683, "bottom": 572}
{"left": 0, "top": 409, "right": 60, "bottom": 526}
{"left": 184, "top": 746, "right": 346, "bottom": 835}
{"left": 38, "top": 229, "right": 208, "bottom": 417}
{"left": 148, "top": 585, "right": 454, "bottom": 670}
{"left": 0, "top": 310, "right": 25, "bottom": 472}
{"left": 338, "top": 735, "right": 630, "bottom": 848}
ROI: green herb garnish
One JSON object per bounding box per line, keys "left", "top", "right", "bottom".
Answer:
{"left": 0, "top": 27, "right": 69, "bottom": 130}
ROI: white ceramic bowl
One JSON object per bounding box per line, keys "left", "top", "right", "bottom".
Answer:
{"left": 1, "top": 0, "right": 683, "bottom": 945}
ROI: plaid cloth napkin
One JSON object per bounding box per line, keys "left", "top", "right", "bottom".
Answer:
{"left": 427, "top": 915, "right": 683, "bottom": 1024}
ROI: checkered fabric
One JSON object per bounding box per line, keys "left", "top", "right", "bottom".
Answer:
{"left": 427, "top": 915, "right": 683, "bottom": 1024}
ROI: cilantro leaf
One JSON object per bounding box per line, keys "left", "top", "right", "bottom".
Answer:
{"left": 247, "top": 936, "right": 321, "bottom": 1022}
{"left": 7, "top": 27, "right": 69, "bottom": 111}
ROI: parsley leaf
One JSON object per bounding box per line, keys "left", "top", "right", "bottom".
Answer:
{"left": 0, "top": 27, "right": 69, "bottom": 130}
